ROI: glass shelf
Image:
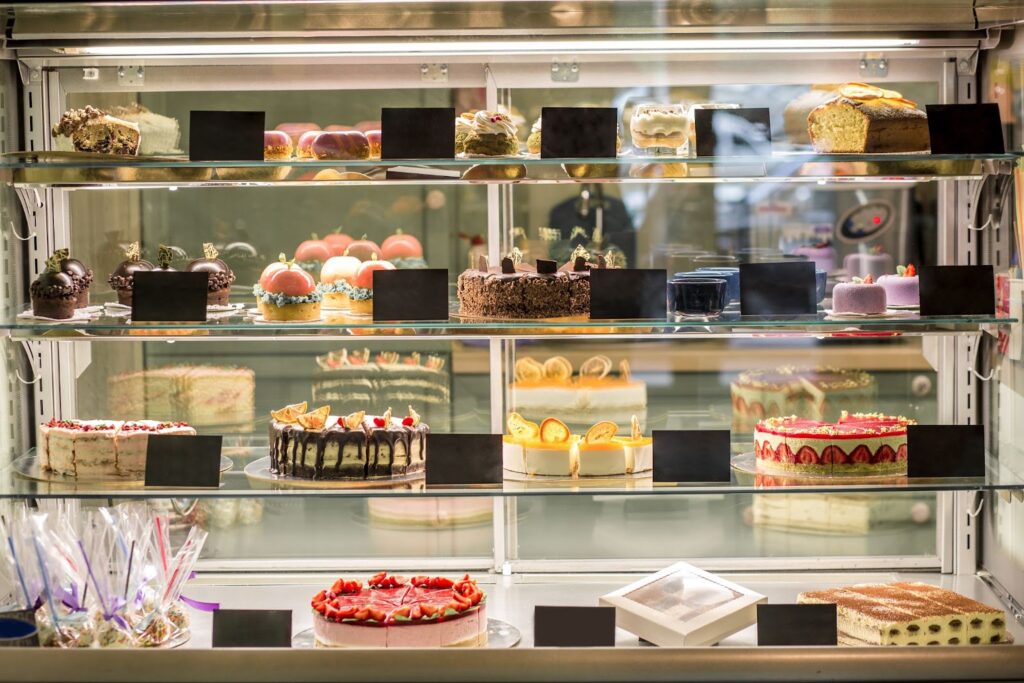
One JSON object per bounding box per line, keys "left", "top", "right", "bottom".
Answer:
{"left": 1, "top": 447, "right": 1020, "bottom": 499}
{"left": 1, "top": 304, "right": 1014, "bottom": 340}
{"left": 1, "top": 151, "right": 1017, "bottom": 188}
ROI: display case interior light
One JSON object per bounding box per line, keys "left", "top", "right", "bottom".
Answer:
{"left": 73, "top": 37, "right": 921, "bottom": 57}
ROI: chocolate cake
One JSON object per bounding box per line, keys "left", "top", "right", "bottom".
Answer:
{"left": 457, "top": 248, "right": 600, "bottom": 319}
{"left": 31, "top": 252, "right": 79, "bottom": 319}
{"left": 186, "top": 243, "right": 235, "bottom": 306}
{"left": 108, "top": 242, "right": 154, "bottom": 306}
{"left": 54, "top": 248, "right": 93, "bottom": 307}
{"left": 269, "top": 407, "right": 428, "bottom": 481}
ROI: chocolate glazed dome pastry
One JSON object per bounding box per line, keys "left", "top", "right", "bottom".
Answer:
{"left": 53, "top": 248, "right": 93, "bottom": 308}
{"left": 31, "top": 252, "right": 79, "bottom": 319}
{"left": 187, "top": 243, "right": 236, "bottom": 306}
{"left": 108, "top": 241, "right": 153, "bottom": 306}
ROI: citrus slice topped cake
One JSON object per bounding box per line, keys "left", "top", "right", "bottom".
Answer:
{"left": 312, "top": 573, "right": 487, "bottom": 647}
{"left": 502, "top": 413, "right": 651, "bottom": 478}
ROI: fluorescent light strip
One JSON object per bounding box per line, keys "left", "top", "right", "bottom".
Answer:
{"left": 77, "top": 37, "right": 920, "bottom": 57}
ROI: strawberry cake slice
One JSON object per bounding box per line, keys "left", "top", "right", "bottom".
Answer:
{"left": 754, "top": 412, "right": 914, "bottom": 476}
{"left": 312, "top": 573, "right": 487, "bottom": 648}
{"left": 39, "top": 418, "right": 196, "bottom": 479}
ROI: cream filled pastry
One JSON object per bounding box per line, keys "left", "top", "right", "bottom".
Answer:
{"left": 462, "top": 111, "right": 519, "bottom": 156}
{"left": 630, "top": 103, "right": 688, "bottom": 150}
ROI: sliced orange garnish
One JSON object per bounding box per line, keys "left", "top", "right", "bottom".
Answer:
{"left": 514, "top": 357, "right": 544, "bottom": 382}
{"left": 271, "top": 401, "right": 308, "bottom": 423}
{"left": 343, "top": 410, "right": 365, "bottom": 430}
{"left": 539, "top": 417, "right": 571, "bottom": 443}
{"left": 585, "top": 420, "right": 618, "bottom": 444}
{"left": 579, "top": 355, "right": 612, "bottom": 379}
{"left": 630, "top": 415, "right": 641, "bottom": 441}
{"left": 297, "top": 405, "right": 330, "bottom": 430}
{"left": 507, "top": 412, "right": 540, "bottom": 441}
{"left": 542, "top": 356, "right": 573, "bottom": 381}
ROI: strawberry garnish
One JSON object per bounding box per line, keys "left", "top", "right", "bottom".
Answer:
{"left": 863, "top": 274, "right": 874, "bottom": 284}
{"left": 402, "top": 417, "right": 414, "bottom": 427}
{"left": 905, "top": 263, "right": 916, "bottom": 277}
{"left": 373, "top": 417, "right": 386, "bottom": 427}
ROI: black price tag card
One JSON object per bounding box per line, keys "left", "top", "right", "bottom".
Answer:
{"left": 926, "top": 104, "right": 1004, "bottom": 155}
{"left": 739, "top": 262, "right": 817, "bottom": 316}
{"left": 373, "top": 269, "right": 449, "bottom": 321}
{"left": 144, "top": 434, "right": 222, "bottom": 488}
{"left": 381, "top": 107, "right": 456, "bottom": 159}
{"left": 919, "top": 265, "right": 995, "bottom": 316}
{"left": 590, "top": 269, "right": 667, "bottom": 320}
{"left": 425, "top": 434, "right": 502, "bottom": 486}
{"left": 757, "top": 604, "right": 837, "bottom": 646}
{"left": 534, "top": 606, "right": 616, "bottom": 647}
{"left": 694, "top": 107, "right": 772, "bottom": 157}
{"left": 212, "top": 609, "right": 292, "bottom": 648}
{"left": 132, "top": 271, "right": 209, "bottom": 322}
{"left": 907, "top": 425, "right": 986, "bottom": 478}
{"left": 189, "top": 111, "right": 265, "bottom": 161}
{"left": 652, "top": 430, "right": 731, "bottom": 483}
{"left": 540, "top": 107, "right": 618, "bottom": 159}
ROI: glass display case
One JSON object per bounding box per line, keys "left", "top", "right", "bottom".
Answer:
{"left": 0, "top": 1, "right": 1022, "bottom": 680}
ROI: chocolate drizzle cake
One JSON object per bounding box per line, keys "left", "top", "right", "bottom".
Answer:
{"left": 457, "top": 247, "right": 602, "bottom": 319}
{"left": 270, "top": 407, "right": 428, "bottom": 481}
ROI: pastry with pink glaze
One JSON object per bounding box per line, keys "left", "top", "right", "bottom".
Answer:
{"left": 263, "top": 130, "right": 293, "bottom": 160}
{"left": 877, "top": 264, "right": 919, "bottom": 307}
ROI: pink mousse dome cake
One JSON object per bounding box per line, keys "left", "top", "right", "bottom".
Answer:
{"left": 832, "top": 274, "right": 887, "bottom": 314}
{"left": 877, "top": 264, "right": 919, "bottom": 307}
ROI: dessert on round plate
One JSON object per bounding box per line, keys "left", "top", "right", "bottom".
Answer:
{"left": 348, "top": 255, "right": 397, "bottom": 315}
{"left": 877, "top": 264, "right": 919, "bottom": 307}
{"left": 503, "top": 412, "right": 652, "bottom": 478}
{"left": 263, "top": 130, "right": 293, "bottom": 160}
{"left": 754, "top": 411, "right": 914, "bottom": 476}
{"left": 254, "top": 256, "right": 322, "bottom": 321}
{"left": 311, "top": 572, "right": 486, "bottom": 647}
{"left": 53, "top": 248, "right": 93, "bottom": 308}
{"left": 319, "top": 255, "right": 362, "bottom": 309}
{"left": 51, "top": 106, "right": 141, "bottom": 155}
{"left": 108, "top": 242, "right": 154, "bottom": 306}
{"left": 269, "top": 403, "right": 427, "bottom": 480}
{"left": 31, "top": 252, "right": 79, "bottom": 319}
{"left": 462, "top": 111, "right": 519, "bottom": 156}
{"left": 832, "top": 275, "right": 887, "bottom": 315}
{"left": 630, "top": 103, "right": 688, "bottom": 151}
{"left": 186, "top": 243, "right": 236, "bottom": 306}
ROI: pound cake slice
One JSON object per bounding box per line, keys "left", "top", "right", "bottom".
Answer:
{"left": 807, "top": 83, "right": 929, "bottom": 154}
{"left": 797, "top": 582, "right": 1007, "bottom": 646}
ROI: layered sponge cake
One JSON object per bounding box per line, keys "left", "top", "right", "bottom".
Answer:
{"left": 798, "top": 582, "right": 1007, "bottom": 646}
{"left": 39, "top": 418, "right": 196, "bottom": 479}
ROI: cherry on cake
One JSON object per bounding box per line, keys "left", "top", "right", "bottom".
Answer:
{"left": 39, "top": 418, "right": 196, "bottom": 479}
{"left": 502, "top": 413, "right": 651, "bottom": 478}
{"left": 877, "top": 264, "right": 919, "bottom": 307}
{"left": 312, "top": 573, "right": 486, "bottom": 647}
{"left": 754, "top": 412, "right": 914, "bottom": 476}
{"left": 269, "top": 403, "right": 427, "bottom": 481}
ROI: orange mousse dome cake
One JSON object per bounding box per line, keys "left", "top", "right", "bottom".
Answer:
{"left": 312, "top": 573, "right": 486, "bottom": 648}
{"left": 754, "top": 411, "right": 915, "bottom": 476}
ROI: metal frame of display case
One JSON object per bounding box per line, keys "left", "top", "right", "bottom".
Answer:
{"left": 2, "top": 0, "right": 1023, "bottom": 648}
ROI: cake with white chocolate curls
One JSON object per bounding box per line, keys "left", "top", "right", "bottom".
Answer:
{"left": 754, "top": 411, "right": 915, "bottom": 476}
{"left": 457, "top": 246, "right": 607, "bottom": 319}
{"left": 798, "top": 582, "right": 1008, "bottom": 646}
{"left": 51, "top": 106, "right": 141, "bottom": 155}
{"left": 511, "top": 355, "right": 647, "bottom": 427}
{"left": 312, "top": 572, "right": 486, "bottom": 648}
{"left": 269, "top": 403, "right": 428, "bottom": 480}
{"left": 807, "top": 83, "right": 929, "bottom": 153}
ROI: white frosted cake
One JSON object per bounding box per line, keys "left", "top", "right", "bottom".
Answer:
{"left": 367, "top": 498, "right": 493, "bottom": 527}
{"left": 39, "top": 418, "right": 196, "bottom": 478}
{"left": 511, "top": 355, "right": 647, "bottom": 427}
{"left": 502, "top": 413, "right": 651, "bottom": 478}
{"left": 798, "top": 582, "right": 1007, "bottom": 646}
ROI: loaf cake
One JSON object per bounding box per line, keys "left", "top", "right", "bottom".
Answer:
{"left": 51, "top": 106, "right": 141, "bottom": 155}
{"left": 807, "top": 83, "right": 930, "bottom": 154}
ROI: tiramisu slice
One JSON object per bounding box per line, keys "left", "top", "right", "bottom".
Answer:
{"left": 797, "top": 582, "right": 1007, "bottom": 646}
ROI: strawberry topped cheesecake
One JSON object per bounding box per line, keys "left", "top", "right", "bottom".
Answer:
{"left": 754, "top": 412, "right": 914, "bottom": 476}
{"left": 312, "top": 572, "right": 487, "bottom": 647}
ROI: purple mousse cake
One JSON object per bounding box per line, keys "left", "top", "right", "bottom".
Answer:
{"left": 794, "top": 241, "right": 836, "bottom": 273}
{"left": 832, "top": 275, "right": 887, "bottom": 314}
{"left": 877, "top": 264, "right": 919, "bottom": 307}
{"left": 843, "top": 248, "right": 893, "bottom": 281}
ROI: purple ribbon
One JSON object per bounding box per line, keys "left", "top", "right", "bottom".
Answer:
{"left": 179, "top": 595, "right": 219, "bottom": 612}
{"left": 55, "top": 585, "right": 85, "bottom": 613}
{"left": 104, "top": 595, "right": 130, "bottom": 631}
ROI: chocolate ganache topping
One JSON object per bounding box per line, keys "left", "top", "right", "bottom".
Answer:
{"left": 108, "top": 241, "right": 154, "bottom": 291}
{"left": 53, "top": 248, "right": 93, "bottom": 290}
{"left": 31, "top": 253, "right": 77, "bottom": 301}
{"left": 187, "top": 243, "right": 236, "bottom": 292}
